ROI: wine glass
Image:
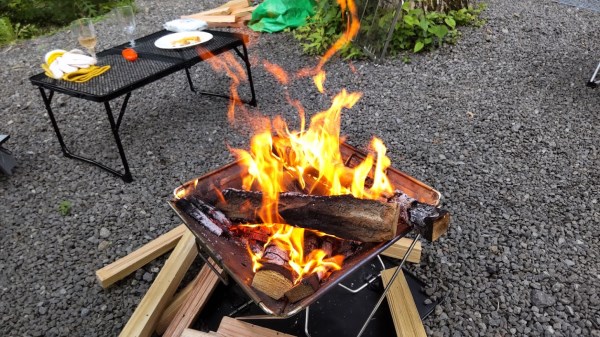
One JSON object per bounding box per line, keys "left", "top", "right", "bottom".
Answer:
{"left": 114, "top": 5, "right": 136, "bottom": 48}
{"left": 72, "top": 18, "right": 97, "bottom": 59}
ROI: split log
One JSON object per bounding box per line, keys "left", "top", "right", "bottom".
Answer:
{"left": 284, "top": 273, "right": 320, "bottom": 303}
{"left": 186, "top": 195, "right": 232, "bottom": 229}
{"left": 119, "top": 231, "right": 198, "bottom": 337}
{"left": 381, "top": 237, "right": 422, "bottom": 264}
{"left": 217, "top": 316, "right": 296, "bottom": 337}
{"left": 251, "top": 264, "right": 294, "bottom": 300}
{"left": 176, "top": 198, "right": 226, "bottom": 236}
{"left": 388, "top": 191, "right": 450, "bottom": 242}
{"left": 217, "top": 0, "right": 250, "bottom": 10}
{"left": 216, "top": 189, "right": 400, "bottom": 242}
{"left": 381, "top": 268, "right": 426, "bottom": 337}
{"left": 163, "top": 260, "right": 222, "bottom": 337}
{"left": 95, "top": 224, "right": 187, "bottom": 288}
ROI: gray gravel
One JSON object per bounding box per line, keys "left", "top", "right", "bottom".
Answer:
{"left": 1, "top": 0, "right": 599, "bottom": 336}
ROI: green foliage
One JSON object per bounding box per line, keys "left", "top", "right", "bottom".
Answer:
{"left": 0, "top": 17, "right": 15, "bottom": 44}
{"left": 0, "top": 0, "right": 134, "bottom": 45}
{"left": 293, "top": 0, "right": 484, "bottom": 59}
{"left": 58, "top": 200, "right": 72, "bottom": 216}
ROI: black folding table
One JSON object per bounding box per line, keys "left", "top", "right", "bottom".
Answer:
{"left": 29, "top": 30, "right": 257, "bottom": 182}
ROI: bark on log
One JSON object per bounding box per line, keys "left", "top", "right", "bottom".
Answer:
{"left": 176, "top": 196, "right": 232, "bottom": 237}
{"left": 388, "top": 191, "right": 450, "bottom": 242}
{"left": 216, "top": 189, "right": 400, "bottom": 242}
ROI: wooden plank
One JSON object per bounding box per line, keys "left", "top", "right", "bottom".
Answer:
{"left": 155, "top": 273, "right": 199, "bottom": 335}
{"left": 182, "top": 328, "right": 221, "bottom": 337}
{"left": 217, "top": 316, "right": 296, "bottom": 337}
{"left": 217, "top": 0, "right": 249, "bottom": 10}
{"left": 381, "top": 237, "right": 422, "bottom": 264}
{"left": 163, "top": 260, "right": 223, "bottom": 337}
{"left": 231, "top": 6, "right": 257, "bottom": 16}
{"left": 380, "top": 268, "right": 426, "bottom": 337}
{"left": 95, "top": 224, "right": 188, "bottom": 288}
{"left": 119, "top": 231, "right": 198, "bottom": 337}
{"left": 181, "top": 7, "right": 231, "bottom": 19}
{"left": 181, "top": 15, "right": 237, "bottom": 23}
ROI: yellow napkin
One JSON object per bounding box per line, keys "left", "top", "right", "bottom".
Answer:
{"left": 61, "top": 65, "right": 111, "bottom": 83}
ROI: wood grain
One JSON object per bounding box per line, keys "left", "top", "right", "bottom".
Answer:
{"left": 118, "top": 231, "right": 198, "bottom": 337}
{"left": 95, "top": 224, "right": 188, "bottom": 288}
{"left": 380, "top": 268, "right": 426, "bottom": 337}
{"left": 217, "top": 317, "right": 296, "bottom": 337}
{"left": 381, "top": 237, "right": 422, "bottom": 264}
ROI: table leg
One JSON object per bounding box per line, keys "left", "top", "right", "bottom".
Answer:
{"left": 38, "top": 87, "right": 133, "bottom": 183}
{"left": 184, "top": 67, "right": 196, "bottom": 92}
{"left": 235, "top": 44, "right": 257, "bottom": 107}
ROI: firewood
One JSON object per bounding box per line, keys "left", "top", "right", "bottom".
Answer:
{"left": 388, "top": 191, "right": 450, "bottom": 242}
{"left": 217, "top": 0, "right": 249, "bottom": 10}
{"left": 186, "top": 195, "right": 232, "bottom": 229}
{"left": 155, "top": 272, "right": 199, "bottom": 334}
{"left": 251, "top": 263, "right": 294, "bottom": 300}
{"left": 381, "top": 237, "right": 422, "bottom": 264}
{"left": 231, "top": 6, "right": 257, "bottom": 16}
{"left": 95, "top": 224, "right": 188, "bottom": 288}
{"left": 284, "top": 273, "right": 320, "bottom": 303}
{"left": 163, "top": 260, "right": 223, "bottom": 337}
{"left": 176, "top": 198, "right": 224, "bottom": 236}
{"left": 182, "top": 328, "right": 220, "bottom": 337}
{"left": 181, "top": 7, "right": 231, "bottom": 19}
{"left": 381, "top": 268, "right": 426, "bottom": 337}
{"left": 119, "top": 231, "right": 198, "bottom": 337}
{"left": 217, "top": 316, "right": 296, "bottom": 337}
{"left": 216, "top": 189, "right": 400, "bottom": 242}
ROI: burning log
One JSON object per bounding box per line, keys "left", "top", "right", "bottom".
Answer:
{"left": 284, "top": 273, "right": 320, "bottom": 303}
{"left": 175, "top": 196, "right": 231, "bottom": 236}
{"left": 388, "top": 191, "right": 450, "bottom": 242}
{"left": 216, "top": 188, "right": 400, "bottom": 242}
{"left": 251, "top": 244, "right": 294, "bottom": 300}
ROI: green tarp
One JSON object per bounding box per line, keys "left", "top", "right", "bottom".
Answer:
{"left": 248, "top": 0, "right": 316, "bottom": 33}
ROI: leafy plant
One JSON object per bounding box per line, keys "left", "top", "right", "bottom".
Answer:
{"left": 58, "top": 200, "right": 72, "bottom": 216}
{"left": 293, "top": 0, "right": 485, "bottom": 59}
{"left": 0, "top": 0, "right": 135, "bottom": 45}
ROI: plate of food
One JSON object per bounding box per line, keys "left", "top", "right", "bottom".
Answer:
{"left": 154, "top": 31, "right": 213, "bottom": 49}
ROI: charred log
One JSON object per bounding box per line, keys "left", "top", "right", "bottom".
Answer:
{"left": 216, "top": 189, "right": 400, "bottom": 242}
{"left": 388, "top": 191, "right": 450, "bottom": 242}
{"left": 175, "top": 198, "right": 224, "bottom": 236}
{"left": 284, "top": 273, "right": 320, "bottom": 303}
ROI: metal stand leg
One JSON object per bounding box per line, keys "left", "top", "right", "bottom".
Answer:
{"left": 234, "top": 44, "right": 257, "bottom": 107}
{"left": 587, "top": 61, "right": 600, "bottom": 88}
{"left": 356, "top": 234, "right": 421, "bottom": 337}
{"left": 38, "top": 88, "right": 133, "bottom": 182}
{"left": 304, "top": 306, "right": 312, "bottom": 337}
{"left": 184, "top": 67, "right": 196, "bottom": 92}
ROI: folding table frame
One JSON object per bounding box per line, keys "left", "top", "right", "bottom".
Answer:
{"left": 30, "top": 30, "right": 256, "bottom": 182}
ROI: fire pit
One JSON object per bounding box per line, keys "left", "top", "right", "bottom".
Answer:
{"left": 169, "top": 141, "right": 442, "bottom": 317}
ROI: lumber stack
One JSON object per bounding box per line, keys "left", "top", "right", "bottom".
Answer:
{"left": 181, "top": 0, "right": 257, "bottom": 28}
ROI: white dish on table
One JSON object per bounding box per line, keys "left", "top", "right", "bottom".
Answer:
{"left": 154, "top": 31, "right": 213, "bottom": 49}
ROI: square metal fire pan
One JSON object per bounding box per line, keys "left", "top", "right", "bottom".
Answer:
{"left": 169, "top": 142, "right": 440, "bottom": 317}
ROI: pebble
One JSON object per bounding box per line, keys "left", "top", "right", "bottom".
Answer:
{"left": 99, "top": 227, "right": 111, "bottom": 238}
{"left": 531, "top": 290, "right": 556, "bottom": 308}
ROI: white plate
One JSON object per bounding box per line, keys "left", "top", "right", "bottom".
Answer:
{"left": 154, "top": 31, "right": 213, "bottom": 49}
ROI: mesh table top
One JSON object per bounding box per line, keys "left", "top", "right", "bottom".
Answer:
{"left": 30, "top": 30, "right": 246, "bottom": 102}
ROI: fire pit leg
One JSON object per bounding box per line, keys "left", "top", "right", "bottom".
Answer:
{"left": 195, "top": 241, "right": 229, "bottom": 285}
{"left": 355, "top": 234, "right": 421, "bottom": 337}
{"left": 304, "top": 306, "right": 312, "bottom": 337}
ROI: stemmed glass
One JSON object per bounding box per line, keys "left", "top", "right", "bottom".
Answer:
{"left": 114, "top": 5, "right": 136, "bottom": 48}
{"left": 72, "top": 18, "right": 97, "bottom": 59}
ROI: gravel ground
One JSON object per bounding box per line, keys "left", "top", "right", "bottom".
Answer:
{"left": 1, "top": 0, "right": 599, "bottom": 336}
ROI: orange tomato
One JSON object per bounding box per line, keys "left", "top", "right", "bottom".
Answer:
{"left": 122, "top": 48, "right": 138, "bottom": 62}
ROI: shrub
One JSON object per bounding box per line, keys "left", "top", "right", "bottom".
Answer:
{"left": 293, "top": 0, "right": 484, "bottom": 59}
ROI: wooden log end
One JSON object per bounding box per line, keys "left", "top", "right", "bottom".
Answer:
{"left": 251, "top": 265, "right": 294, "bottom": 300}
{"left": 284, "top": 273, "right": 320, "bottom": 303}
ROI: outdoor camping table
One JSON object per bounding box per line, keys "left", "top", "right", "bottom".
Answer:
{"left": 29, "top": 30, "right": 257, "bottom": 183}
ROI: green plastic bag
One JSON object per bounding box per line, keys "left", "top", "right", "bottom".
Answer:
{"left": 248, "top": 0, "right": 316, "bottom": 33}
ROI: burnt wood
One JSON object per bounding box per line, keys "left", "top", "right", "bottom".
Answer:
{"left": 251, "top": 263, "right": 294, "bottom": 300}
{"left": 216, "top": 189, "right": 400, "bottom": 242}
{"left": 175, "top": 198, "right": 224, "bottom": 236}
{"left": 388, "top": 191, "right": 450, "bottom": 242}
{"left": 284, "top": 273, "right": 320, "bottom": 303}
